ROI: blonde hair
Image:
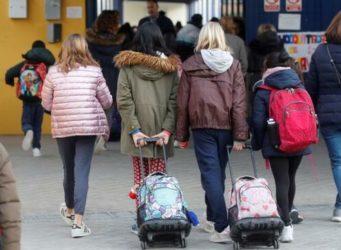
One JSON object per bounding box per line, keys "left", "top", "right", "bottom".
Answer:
{"left": 57, "top": 34, "right": 99, "bottom": 73}
{"left": 195, "top": 22, "right": 229, "bottom": 52}
{"left": 257, "top": 23, "right": 276, "bottom": 36}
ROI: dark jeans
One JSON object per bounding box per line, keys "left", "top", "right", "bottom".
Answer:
{"left": 192, "top": 129, "right": 233, "bottom": 233}
{"left": 22, "top": 102, "right": 44, "bottom": 149}
{"left": 321, "top": 127, "right": 341, "bottom": 208}
{"left": 269, "top": 156, "right": 303, "bottom": 225}
{"left": 56, "top": 136, "right": 96, "bottom": 215}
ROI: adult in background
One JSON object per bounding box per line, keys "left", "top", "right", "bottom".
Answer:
{"left": 176, "top": 14, "right": 202, "bottom": 62}
{"left": 86, "top": 10, "right": 124, "bottom": 147}
{"left": 176, "top": 22, "right": 248, "bottom": 243}
{"left": 220, "top": 16, "right": 248, "bottom": 75}
{"left": 138, "top": 0, "right": 176, "bottom": 52}
{"left": 306, "top": 11, "right": 341, "bottom": 223}
{"left": 247, "top": 23, "right": 284, "bottom": 84}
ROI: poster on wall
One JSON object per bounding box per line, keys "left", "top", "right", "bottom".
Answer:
{"left": 278, "top": 32, "right": 326, "bottom": 72}
{"left": 264, "top": 0, "right": 280, "bottom": 12}
{"left": 286, "top": 0, "right": 302, "bottom": 12}
{"left": 278, "top": 14, "right": 301, "bottom": 30}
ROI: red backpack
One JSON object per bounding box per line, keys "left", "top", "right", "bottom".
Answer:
{"left": 16, "top": 63, "right": 47, "bottom": 101}
{"left": 260, "top": 85, "right": 318, "bottom": 153}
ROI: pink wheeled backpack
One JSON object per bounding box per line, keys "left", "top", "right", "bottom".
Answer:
{"left": 227, "top": 146, "right": 284, "bottom": 250}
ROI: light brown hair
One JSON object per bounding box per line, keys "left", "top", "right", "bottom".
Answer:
{"left": 57, "top": 34, "right": 99, "bottom": 73}
{"left": 220, "top": 16, "right": 236, "bottom": 34}
{"left": 257, "top": 23, "right": 276, "bottom": 36}
{"left": 325, "top": 11, "right": 341, "bottom": 43}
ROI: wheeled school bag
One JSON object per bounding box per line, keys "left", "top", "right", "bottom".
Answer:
{"left": 227, "top": 146, "right": 284, "bottom": 250}
{"left": 136, "top": 138, "right": 191, "bottom": 249}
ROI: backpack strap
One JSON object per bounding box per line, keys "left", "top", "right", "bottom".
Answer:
{"left": 34, "top": 63, "right": 47, "bottom": 82}
{"left": 257, "top": 84, "right": 277, "bottom": 91}
{"left": 20, "top": 63, "right": 30, "bottom": 73}
{"left": 257, "top": 84, "right": 278, "bottom": 118}
{"left": 326, "top": 44, "right": 341, "bottom": 87}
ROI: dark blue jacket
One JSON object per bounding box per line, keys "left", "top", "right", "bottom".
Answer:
{"left": 86, "top": 29, "right": 124, "bottom": 103}
{"left": 251, "top": 68, "right": 312, "bottom": 158}
{"left": 306, "top": 43, "right": 341, "bottom": 131}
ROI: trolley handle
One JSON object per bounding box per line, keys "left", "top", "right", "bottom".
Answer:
{"left": 227, "top": 143, "right": 258, "bottom": 186}
{"left": 137, "top": 137, "right": 168, "bottom": 177}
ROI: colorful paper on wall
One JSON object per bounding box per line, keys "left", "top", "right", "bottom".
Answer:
{"left": 278, "top": 32, "right": 326, "bottom": 72}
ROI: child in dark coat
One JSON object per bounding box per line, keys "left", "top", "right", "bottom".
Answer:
{"left": 251, "top": 51, "right": 311, "bottom": 243}
{"left": 5, "top": 40, "right": 55, "bottom": 157}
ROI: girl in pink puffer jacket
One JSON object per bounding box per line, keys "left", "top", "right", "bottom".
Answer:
{"left": 41, "top": 34, "right": 112, "bottom": 238}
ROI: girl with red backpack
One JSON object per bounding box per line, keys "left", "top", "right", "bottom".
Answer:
{"left": 251, "top": 51, "right": 312, "bottom": 243}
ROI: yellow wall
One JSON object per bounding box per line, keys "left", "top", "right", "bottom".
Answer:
{"left": 0, "top": 0, "right": 85, "bottom": 135}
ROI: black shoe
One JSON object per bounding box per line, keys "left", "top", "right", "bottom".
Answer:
{"left": 290, "top": 209, "right": 303, "bottom": 224}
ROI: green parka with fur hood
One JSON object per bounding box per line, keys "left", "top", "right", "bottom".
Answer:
{"left": 115, "top": 51, "right": 179, "bottom": 158}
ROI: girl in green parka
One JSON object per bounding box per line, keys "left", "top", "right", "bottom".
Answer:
{"left": 115, "top": 22, "right": 179, "bottom": 234}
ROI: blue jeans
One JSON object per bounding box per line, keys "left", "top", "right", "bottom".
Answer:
{"left": 321, "top": 127, "right": 341, "bottom": 208}
{"left": 22, "top": 102, "right": 44, "bottom": 149}
{"left": 56, "top": 136, "right": 96, "bottom": 215}
{"left": 192, "top": 129, "right": 233, "bottom": 232}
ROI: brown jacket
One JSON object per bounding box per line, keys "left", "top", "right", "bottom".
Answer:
{"left": 0, "top": 143, "right": 21, "bottom": 250}
{"left": 176, "top": 53, "right": 248, "bottom": 141}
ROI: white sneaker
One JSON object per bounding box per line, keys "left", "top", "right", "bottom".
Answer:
{"left": 32, "top": 148, "right": 42, "bottom": 157}
{"left": 71, "top": 223, "right": 91, "bottom": 238}
{"left": 22, "top": 130, "right": 33, "bottom": 151}
{"left": 279, "top": 225, "right": 294, "bottom": 243}
{"left": 331, "top": 208, "right": 341, "bottom": 222}
{"left": 200, "top": 220, "right": 215, "bottom": 233}
{"left": 200, "top": 212, "right": 215, "bottom": 233}
{"left": 60, "top": 203, "right": 74, "bottom": 226}
{"left": 209, "top": 227, "right": 232, "bottom": 243}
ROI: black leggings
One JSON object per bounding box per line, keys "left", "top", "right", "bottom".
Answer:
{"left": 269, "top": 156, "right": 303, "bottom": 225}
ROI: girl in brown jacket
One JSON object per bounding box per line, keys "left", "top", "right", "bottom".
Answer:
{"left": 0, "top": 143, "right": 21, "bottom": 250}
{"left": 176, "top": 22, "right": 248, "bottom": 243}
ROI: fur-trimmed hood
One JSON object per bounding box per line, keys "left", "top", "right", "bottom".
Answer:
{"left": 115, "top": 50, "right": 178, "bottom": 72}
{"left": 86, "top": 28, "right": 125, "bottom": 46}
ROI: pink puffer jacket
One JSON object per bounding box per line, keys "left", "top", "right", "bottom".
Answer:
{"left": 42, "top": 65, "right": 113, "bottom": 140}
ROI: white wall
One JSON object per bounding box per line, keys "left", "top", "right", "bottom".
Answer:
{"left": 123, "top": 1, "right": 188, "bottom": 27}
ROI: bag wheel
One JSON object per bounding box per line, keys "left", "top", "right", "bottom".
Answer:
{"left": 273, "top": 239, "right": 279, "bottom": 249}
{"left": 140, "top": 241, "right": 147, "bottom": 250}
{"left": 233, "top": 241, "right": 240, "bottom": 250}
{"left": 180, "top": 238, "right": 186, "bottom": 248}
{"left": 147, "top": 232, "right": 153, "bottom": 242}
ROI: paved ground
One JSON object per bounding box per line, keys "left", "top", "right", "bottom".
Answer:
{"left": 1, "top": 135, "right": 341, "bottom": 250}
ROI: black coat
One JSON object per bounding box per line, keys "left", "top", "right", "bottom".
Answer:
{"left": 5, "top": 47, "right": 55, "bottom": 86}
{"left": 306, "top": 43, "right": 341, "bottom": 131}
{"left": 86, "top": 28, "right": 124, "bottom": 102}
{"left": 247, "top": 31, "right": 285, "bottom": 84}
{"left": 251, "top": 68, "right": 312, "bottom": 158}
